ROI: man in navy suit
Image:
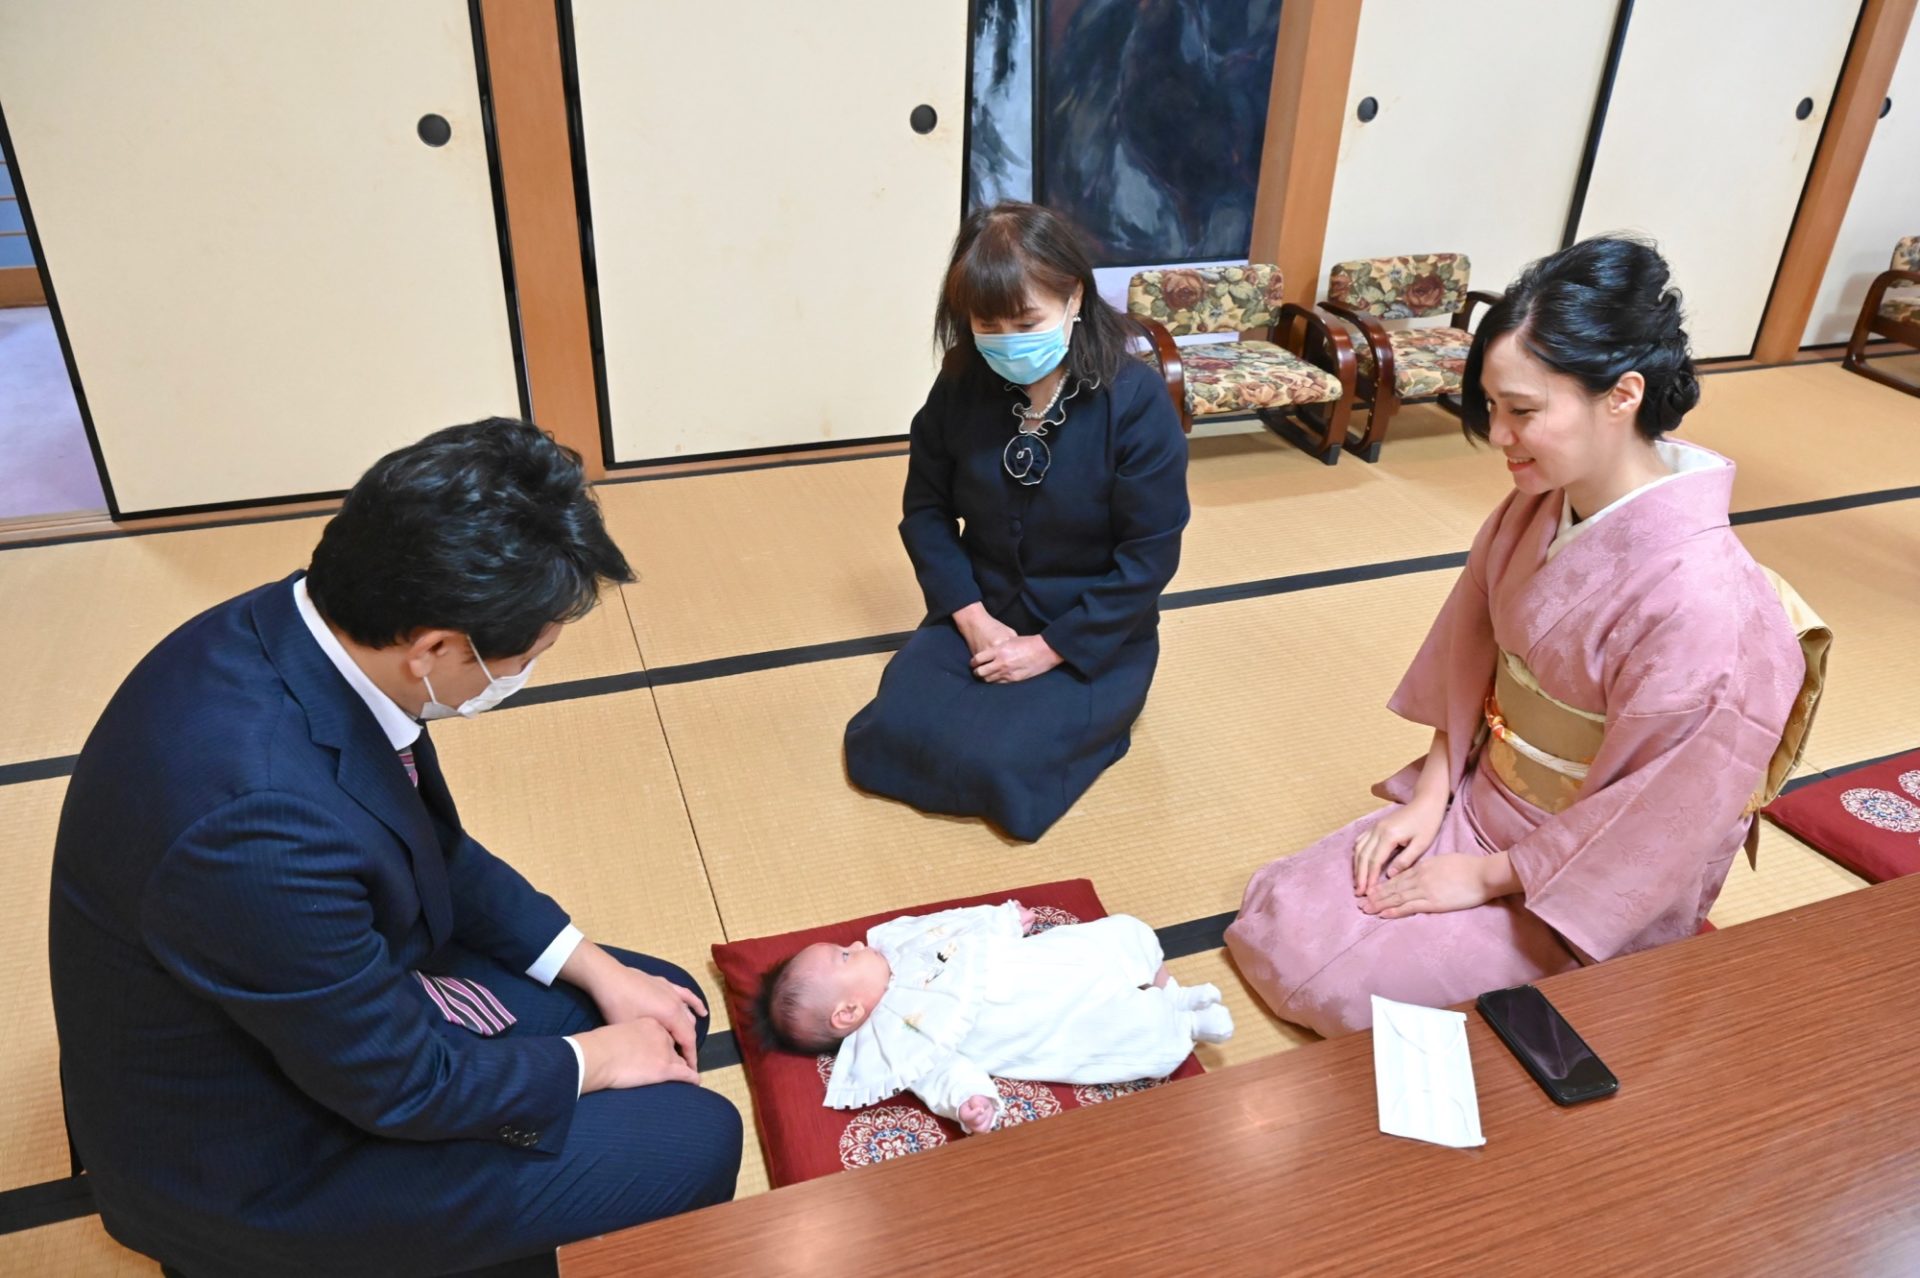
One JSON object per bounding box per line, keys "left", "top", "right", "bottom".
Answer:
{"left": 49, "top": 420, "right": 741, "bottom": 1275}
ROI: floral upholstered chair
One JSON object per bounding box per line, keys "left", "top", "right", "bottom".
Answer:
{"left": 1127, "top": 264, "right": 1357, "bottom": 465}
{"left": 1321, "top": 253, "right": 1500, "bottom": 462}
{"left": 1841, "top": 236, "right": 1920, "bottom": 398}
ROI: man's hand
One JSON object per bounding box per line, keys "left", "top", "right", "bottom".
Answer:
{"left": 573, "top": 1020, "right": 700, "bottom": 1093}
{"left": 560, "top": 941, "right": 705, "bottom": 1071}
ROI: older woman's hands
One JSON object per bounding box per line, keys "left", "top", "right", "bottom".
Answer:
{"left": 972, "top": 635, "right": 1063, "bottom": 683}
{"left": 952, "top": 601, "right": 1016, "bottom": 656}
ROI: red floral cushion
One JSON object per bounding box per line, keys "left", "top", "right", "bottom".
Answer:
{"left": 711, "top": 879, "right": 1204, "bottom": 1188}
{"left": 1762, "top": 749, "right": 1920, "bottom": 884}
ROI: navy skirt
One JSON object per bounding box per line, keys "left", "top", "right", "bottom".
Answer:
{"left": 844, "top": 610, "right": 1158, "bottom": 842}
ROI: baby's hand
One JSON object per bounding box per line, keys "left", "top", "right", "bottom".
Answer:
{"left": 957, "top": 1095, "right": 999, "bottom": 1134}
{"left": 1014, "top": 902, "right": 1038, "bottom": 934}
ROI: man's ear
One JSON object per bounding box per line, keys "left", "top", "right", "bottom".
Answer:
{"left": 401, "top": 628, "right": 462, "bottom": 681}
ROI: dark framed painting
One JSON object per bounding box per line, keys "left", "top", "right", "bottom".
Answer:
{"left": 1034, "top": 0, "right": 1282, "bottom": 268}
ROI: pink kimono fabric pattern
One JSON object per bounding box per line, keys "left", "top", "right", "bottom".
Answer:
{"left": 1226, "top": 450, "right": 1803, "bottom": 1036}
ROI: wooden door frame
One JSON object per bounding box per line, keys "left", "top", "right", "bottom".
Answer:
{"left": 1247, "top": 0, "right": 1363, "bottom": 307}
{"left": 1754, "top": 0, "right": 1918, "bottom": 362}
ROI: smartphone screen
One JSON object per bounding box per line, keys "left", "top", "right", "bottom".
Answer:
{"left": 1477, "top": 985, "right": 1617, "bottom": 1103}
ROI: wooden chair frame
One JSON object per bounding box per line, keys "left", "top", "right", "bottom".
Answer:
{"left": 1841, "top": 267, "right": 1920, "bottom": 398}
{"left": 1138, "top": 304, "right": 1358, "bottom": 466}
{"left": 1321, "top": 290, "right": 1502, "bottom": 462}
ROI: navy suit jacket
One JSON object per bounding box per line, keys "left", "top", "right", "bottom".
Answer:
{"left": 49, "top": 575, "right": 577, "bottom": 1250}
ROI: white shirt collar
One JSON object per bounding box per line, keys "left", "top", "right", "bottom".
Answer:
{"left": 1548, "top": 439, "right": 1728, "bottom": 561}
{"left": 292, "top": 577, "right": 422, "bottom": 749}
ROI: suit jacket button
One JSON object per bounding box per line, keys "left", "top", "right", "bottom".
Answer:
{"left": 1011, "top": 519, "right": 1023, "bottom": 534}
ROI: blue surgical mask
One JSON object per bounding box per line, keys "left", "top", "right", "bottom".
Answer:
{"left": 421, "top": 637, "right": 537, "bottom": 721}
{"left": 974, "top": 309, "right": 1077, "bottom": 385}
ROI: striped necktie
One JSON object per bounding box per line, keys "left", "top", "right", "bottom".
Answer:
{"left": 399, "top": 745, "right": 517, "bottom": 1037}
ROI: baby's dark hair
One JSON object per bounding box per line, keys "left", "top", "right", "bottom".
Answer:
{"left": 1461, "top": 235, "right": 1699, "bottom": 442}
{"left": 754, "top": 953, "right": 840, "bottom": 1055}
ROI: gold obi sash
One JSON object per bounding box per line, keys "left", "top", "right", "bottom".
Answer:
{"left": 1481, "top": 568, "right": 1832, "bottom": 866}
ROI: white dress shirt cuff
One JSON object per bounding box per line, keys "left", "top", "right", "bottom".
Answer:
{"left": 563, "top": 1035, "right": 586, "bottom": 1098}
{"left": 527, "top": 924, "right": 585, "bottom": 987}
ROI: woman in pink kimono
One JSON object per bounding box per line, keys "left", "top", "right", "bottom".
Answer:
{"left": 1226, "top": 238, "right": 1806, "bottom": 1036}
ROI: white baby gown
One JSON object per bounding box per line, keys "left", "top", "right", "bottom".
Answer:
{"left": 822, "top": 903, "right": 1203, "bottom": 1123}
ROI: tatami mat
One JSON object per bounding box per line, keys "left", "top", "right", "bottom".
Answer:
{"left": 0, "top": 1216, "right": 157, "bottom": 1277}
{"left": 653, "top": 574, "right": 1452, "bottom": 943}
{"left": 604, "top": 359, "right": 1920, "bottom": 671}
{"left": 1735, "top": 502, "right": 1920, "bottom": 769}
{"left": 1707, "top": 821, "right": 1868, "bottom": 929}
{"left": 0, "top": 778, "right": 74, "bottom": 1192}
{"left": 0, "top": 518, "right": 642, "bottom": 767}
{"left": 704, "top": 1065, "right": 770, "bottom": 1200}
{"left": 431, "top": 690, "right": 729, "bottom": 1031}
{"left": 0, "top": 358, "right": 1908, "bottom": 1269}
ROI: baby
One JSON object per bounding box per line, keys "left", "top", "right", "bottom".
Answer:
{"left": 756, "top": 901, "right": 1232, "bottom": 1133}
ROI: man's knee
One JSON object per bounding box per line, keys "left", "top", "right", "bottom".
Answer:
{"left": 613, "top": 1085, "right": 743, "bottom": 1214}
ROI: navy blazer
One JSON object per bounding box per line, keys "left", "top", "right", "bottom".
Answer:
{"left": 898, "top": 356, "right": 1189, "bottom": 677}
{"left": 49, "top": 575, "right": 577, "bottom": 1247}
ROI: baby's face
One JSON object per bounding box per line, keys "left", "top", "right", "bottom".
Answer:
{"left": 792, "top": 940, "right": 892, "bottom": 1034}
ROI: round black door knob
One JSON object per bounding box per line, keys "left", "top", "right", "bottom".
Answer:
{"left": 1356, "top": 95, "right": 1379, "bottom": 123}
{"left": 1882, "top": 96, "right": 1893, "bottom": 119}
{"left": 909, "top": 104, "right": 938, "bottom": 135}
{"left": 1795, "top": 97, "right": 1814, "bottom": 120}
{"left": 418, "top": 114, "right": 452, "bottom": 147}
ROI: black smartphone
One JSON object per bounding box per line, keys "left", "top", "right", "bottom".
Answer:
{"left": 1476, "top": 984, "right": 1618, "bottom": 1106}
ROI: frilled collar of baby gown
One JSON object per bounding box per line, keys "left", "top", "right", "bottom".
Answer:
{"left": 822, "top": 920, "right": 996, "bottom": 1110}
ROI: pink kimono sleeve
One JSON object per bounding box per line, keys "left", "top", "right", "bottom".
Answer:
{"left": 1505, "top": 607, "right": 1796, "bottom": 963}
{"left": 1374, "top": 508, "right": 1504, "bottom": 804}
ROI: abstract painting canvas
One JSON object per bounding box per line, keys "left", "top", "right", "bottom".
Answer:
{"left": 1037, "top": 0, "right": 1281, "bottom": 267}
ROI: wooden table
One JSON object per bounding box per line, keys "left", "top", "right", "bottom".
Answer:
{"left": 561, "top": 876, "right": 1920, "bottom": 1277}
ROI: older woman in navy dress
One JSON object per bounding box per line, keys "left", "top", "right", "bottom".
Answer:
{"left": 845, "top": 202, "right": 1189, "bottom": 841}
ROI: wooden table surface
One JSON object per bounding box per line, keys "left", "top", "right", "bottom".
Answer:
{"left": 560, "top": 876, "right": 1920, "bottom": 1277}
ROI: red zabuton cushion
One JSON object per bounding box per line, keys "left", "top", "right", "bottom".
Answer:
{"left": 712, "top": 878, "right": 1205, "bottom": 1188}
{"left": 1763, "top": 749, "right": 1920, "bottom": 884}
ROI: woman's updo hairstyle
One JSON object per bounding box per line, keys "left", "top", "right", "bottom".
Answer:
{"left": 1460, "top": 235, "right": 1699, "bottom": 442}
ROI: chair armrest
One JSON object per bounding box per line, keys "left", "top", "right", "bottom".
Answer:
{"left": 1136, "top": 317, "right": 1192, "bottom": 435}
{"left": 1320, "top": 299, "right": 1393, "bottom": 392}
{"left": 1451, "top": 290, "right": 1503, "bottom": 332}
{"left": 1274, "top": 303, "right": 1356, "bottom": 399}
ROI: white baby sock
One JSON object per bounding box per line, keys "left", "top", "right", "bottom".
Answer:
{"left": 1188, "top": 1003, "right": 1235, "bottom": 1044}
{"left": 1160, "top": 976, "right": 1222, "bottom": 1009}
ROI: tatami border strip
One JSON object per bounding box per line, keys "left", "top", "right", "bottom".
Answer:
{"left": 5, "top": 482, "right": 1917, "bottom": 789}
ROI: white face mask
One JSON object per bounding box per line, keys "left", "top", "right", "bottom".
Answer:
{"left": 420, "top": 637, "right": 537, "bottom": 721}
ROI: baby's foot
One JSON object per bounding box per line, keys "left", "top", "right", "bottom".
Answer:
{"left": 1172, "top": 982, "right": 1222, "bottom": 1011}
{"left": 1189, "top": 1003, "right": 1235, "bottom": 1044}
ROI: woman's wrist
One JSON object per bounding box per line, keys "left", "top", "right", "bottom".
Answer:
{"left": 1477, "top": 851, "right": 1522, "bottom": 900}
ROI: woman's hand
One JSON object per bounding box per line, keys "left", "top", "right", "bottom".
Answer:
{"left": 972, "top": 635, "right": 1063, "bottom": 683}
{"left": 952, "top": 602, "right": 1017, "bottom": 657}
{"left": 1360, "top": 852, "right": 1519, "bottom": 919}
{"left": 1352, "top": 798, "right": 1447, "bottom": 895}
{"left": 560, "top": 941, "right": 706, "bottom": 1070}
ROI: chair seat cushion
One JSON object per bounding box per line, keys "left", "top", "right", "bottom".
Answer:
{"left": 1335, "top": 324, "right": 1472, "bottom": 398}
{"left": 1141, "top": 340, "right": 1343, "bottom": 416}
{"left": 1763, "top": 749, "right": 1920, "bottom": 884}
{"left": 1878, "top": 295, "right": 1920, "bottom": 326}
{"left": 711, "top": 878, "right": 1204, "bottom": 1189}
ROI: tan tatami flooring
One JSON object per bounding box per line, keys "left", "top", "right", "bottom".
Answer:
{"left": 1, "top": 353, "right": 1915, "bottom": 1272}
